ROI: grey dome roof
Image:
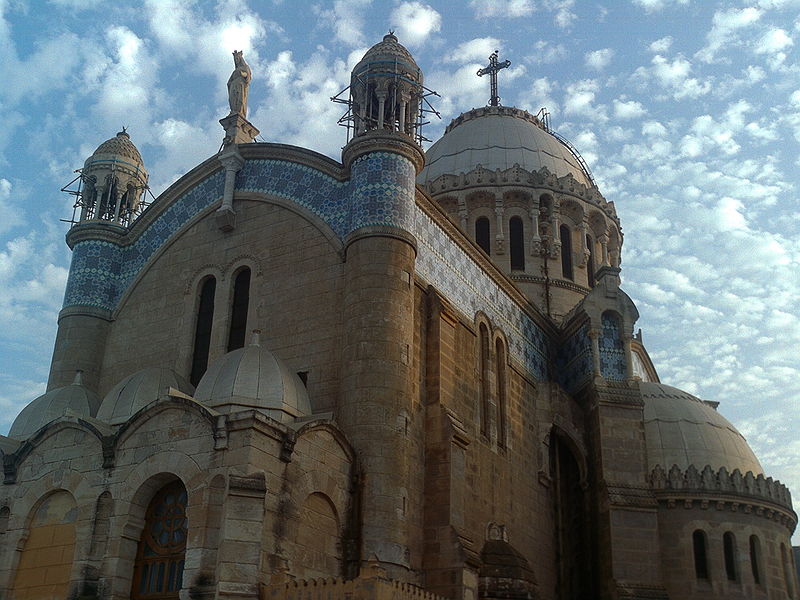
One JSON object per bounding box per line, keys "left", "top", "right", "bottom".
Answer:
{"left": 418, "top": 106, "right": 592, "bottom": 188}
{"left": 9, "top": 375, "right": 100, "bottom": 440}
{"left": 194, "top": 341, "right": 311, "bottom": 422}
{"left": 642, "top": 382, "right": 762, "bottom": 475}
{"left": 357, "top": 32, "right": 418, "bottom": 70}
{"left": 88, "top": 130, "right": 144, "bottom": 167}
{"left": 97, "top": 367, "right": 194, "bottom": 425}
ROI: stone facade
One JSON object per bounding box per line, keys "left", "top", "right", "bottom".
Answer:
{"left": 0, "top": 34, "right": 797, "bottom": 600}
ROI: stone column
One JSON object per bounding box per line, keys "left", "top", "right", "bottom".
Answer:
{"left": 494, "top": 198, "right": 505, "bottom": 254}
{"left": 215, "top": 149, "right": 245, "bottom": 232}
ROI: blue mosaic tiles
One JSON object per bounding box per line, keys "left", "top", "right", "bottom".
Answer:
{"left": 64, "top": 172, "right": 225, "bottom": 310}
{"left": 555, "top": 323, "right": 593, "bottom": 394}
{"left": 63, "top": 149, "right": 550, "bottom": 381}
{"left": 599, "top": 312, "right": 627, "bottom": 380}
{"left": 412, "top": 208, "right": 549, "bottom": 380}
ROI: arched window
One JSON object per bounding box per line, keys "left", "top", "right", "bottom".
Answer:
{"left": 509, "top": 216, "right": 525, "bottom": 271}
{"left": 227, "top": 268, "right": 251, "bottom": 352}
{"left": 693, "top": 530, "right": 709, "bottom": 580}
{"left": 560, "top": 225, "right": 573, "bottom": 280}
{"left": 479, "top": 323, "right": 490, "bottom": 438}
{"left": 476, "top": 217, "right": 491, "bottom": 255}
{"left": 132, "top": 480, "right": 188, "bottom": 599}
{"left": 586, "top": 234, "right": 595, "bottom": 287}
{"left": 190, "top": 277, "right": 216, "bottom": 386}
{"left": 749, "top": 535, "right": 761, "bottom": 585}
{"left": 723, "top": 531, "right": 737, "bottom": 581}
{"left": 12, "top": 491, "right": 77, "bottom": 599}
{"left": 495, "top": 338, "right": 507, "bottom": 448}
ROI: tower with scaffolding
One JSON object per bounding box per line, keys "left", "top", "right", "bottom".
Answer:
{"left": 332, "top": 32, "right": 440, "bottom": 145}
{"left": 62, "top": 129, "right": 151, "bottom": 228}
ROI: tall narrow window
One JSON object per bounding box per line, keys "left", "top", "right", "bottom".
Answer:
{"left": 476, "top": 217, "right": 491, "bottom": 255}
{"left": 560, "top": 225, "right": 573, "bottom": 280}
{"left": 586, "top": 234, "right": 595, "bottom": 287}
{"left": 132, "top": 481, "right": 188, "bottom": 599}
{"left": 509, "top": 216, "right": 525, "bottom": 271}
{"left": 693, "top": 530, "right": 709, "bottom": 580}
{"left": 724, "top": 532, "right": 737, "bottom": 581}
{"left": 479, "top": 323, "right": 490, "bottom": 438}
{"left": 227, "top": 268, "right": 251, "bottom": 352}
{"left": 749, "top": 535, "right": 761, "bottom": 585}
{"left": 190, "top": 277, "right": 216, "bottom": 387}
{"left": 495, "top": 339, "right": 507, "bottom": 448}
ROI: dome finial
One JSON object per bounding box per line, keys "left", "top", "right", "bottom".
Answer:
{"left": 72, "top": 370, "right": 83, "bottom": 386}
{"left": 250, "top": 329, "right": 262, "bottom": 347}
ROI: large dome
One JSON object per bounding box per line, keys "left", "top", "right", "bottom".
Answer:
{"left": 194, "top": 340, "right": 312, "bottom": 423}
{"left": 641, "top": 382, "right": 762, "bottom": 475}
{"left": 356, "top": 32, "right": 418, "bottom": 71}
{"left": 418, "top": 106, "right": 592, "bottom": 188}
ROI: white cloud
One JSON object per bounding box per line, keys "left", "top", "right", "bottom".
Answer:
{"left": 445, "top": 37, "right": 501, "bottom": 63}
{"left": 632, "top": 0, "right": 690, "bottom": 12}
{"left": 516, "top": 77, "right": 559, "bottom": 116}
{"left": 696, "top": 7, "right": 762, "bottom": 63}
{"left": 0, "top": 178, "right": 21, "bottom": 234}
{"left": 755, "top": 27, "right": 793, "bottom": 54}
{"left": 648, "top": 36, "right": 673, "bottom": 53}
{"left": 563, "top": 79, "right": 607, "bottom": 120}
{"left": 469, "top": 0, "right": 534, "bottom": 18}
{"left": 635, "top": 54, "right": 712, "bottom": 99}
{"left": 529, "top": 40, "right": 568, "bottom": 64}
{"left": 613, "top": 99, "right": 646, "bottom": 119}
{"left": 585, "top": 48, "right": 614, "bottom": 70}
{"left": 390, "top": 2, "right": 441, "bottom": 46}
{"left": 315, "top": 0, "right": 371, "bottom": 47}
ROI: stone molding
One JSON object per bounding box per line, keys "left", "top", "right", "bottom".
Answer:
{"left": 342, "top": 130, "right": 425, "bottom": 174}
{"left": 615, "top": 581, "right": 670, "bottom": 599}
{"left": 649, "top": 464, "right": 797, "bottom": 529}
{"left": 510, "top": 273, "right": 591, "bottom": 294}
{"left": 605, "top": 483, "right": 659, "bottom": 508}
{"left": 344, "top": 225, "right": 418, "bottom": 255}
{"left": 423, "top": 163, "right": 616, "bottom": 221}
{"left": 57, "top": 305, "right": 113, "bottom": 323}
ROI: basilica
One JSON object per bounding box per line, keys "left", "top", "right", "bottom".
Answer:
{"left": 0, "top": 34, "right": 796, "bottom": 600}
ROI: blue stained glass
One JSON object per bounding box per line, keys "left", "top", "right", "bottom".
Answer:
{"left": 139, "top": 564, "right": 149, "bottom": 593}
{"left": 159, "top": 530, "right": 169, "bottom": 545}
{"left": 156, "top": 562, "right": 165, "bottom": 592}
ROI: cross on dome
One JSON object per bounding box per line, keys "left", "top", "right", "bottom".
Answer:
{"left": 477, "top": 51, "right": 511, "bottom": 107}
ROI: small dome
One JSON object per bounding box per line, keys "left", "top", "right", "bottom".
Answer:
{"left": 194, "top": 340, "right": 311, "bottom": 422}
{"left": 89, "top": 130, "right": 144, "bottom": 166}
{"left": 97, "top": 368, "right": 194, "bottom": 426}
{"left": 357, "top": 32, "right": 418, "bottom": 70}
{"left": 9, "top": 374, "right": 99, "bottom": 440}
{"left": 641, "top": 382, "right": 763, "bottom": 475}
{"left": 418, "top": 106, "right": 592, "bottom": 188}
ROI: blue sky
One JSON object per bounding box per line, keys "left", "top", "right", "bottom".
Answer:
{"left": 0, "top": 0, "right": 798, "bottom": 535}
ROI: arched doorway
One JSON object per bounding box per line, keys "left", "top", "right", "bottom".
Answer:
{"left": 131, "top": 480, "right": 188, "bottom": 599}
{"left": 550, "top": 432, "right": 592, "bottom": 600}
{"left": 12, "top": 490, "right": 77, "bottom": 600}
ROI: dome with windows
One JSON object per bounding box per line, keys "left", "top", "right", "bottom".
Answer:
{"left": 418, "top": 106, "right": 593, "bottom": 189}
{"left": 641, "top": 382, "right": 763, "bottom": 475}
{"left": 89, "top": 130, "right": 144, "bottom": 167}
{"left": 194, "top": 338, "right": 312, "bottom": 423}
{"left": 355, "top": 32, "right": 419, "bottom": 72}
{"left": 9, "top": 373, "right": 100, "bottom": 440}
{"left": 97, "top": 367, "right": 194, "bottom": 426}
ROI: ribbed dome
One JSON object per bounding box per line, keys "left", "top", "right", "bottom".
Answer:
{"left": 358, "top": 32, "right": 418, "bottom": 69}
{"left": 641, "top": 382, "right": 763, "bottom": 475}
{"left": 194, "top": 341, "right": 312, "bottom": 423}
{"left": 90, "top": 130, "right": 144, "bottom": 166}
{"left": 97, "top": 367, "right": 194, "bottom": 426}
{"left": 418, "top": 106, "right": 592, "bottom": 188}
{"left": 9, "top": 374, "right": 99, "bottom": 440}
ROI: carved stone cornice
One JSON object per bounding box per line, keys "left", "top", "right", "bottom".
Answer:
{"left": 592, "top": 379, "right": 643, "bottom": 408}
{"left": 649, "top": 464, "right": 797, "bottom": 531}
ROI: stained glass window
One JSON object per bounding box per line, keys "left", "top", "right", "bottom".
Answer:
{"left": 131, "top": 481, "right": 188, "bottom": 599}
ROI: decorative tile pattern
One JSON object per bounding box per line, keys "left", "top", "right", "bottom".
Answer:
{"left": 62, "top": 151, "right": 550, "bottom": 381}
{"left": 413, "top": 208, "right": 549, "bottom": 380}
{"left": 63, "top": 172, "right": 225, "bottom": 310}
{"left": 600, "top": 312, "right": 626, "bottom": 380}
{"left": 555, "top": 323, "right": 593, "bottom": 393}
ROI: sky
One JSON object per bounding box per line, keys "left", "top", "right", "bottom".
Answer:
{"left": 0, "top": 0, "right": 798, "bottom": 537}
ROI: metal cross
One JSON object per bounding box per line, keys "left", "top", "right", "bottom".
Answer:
{"left": 477, "top": 51, "right": 511, "bottom": 107}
